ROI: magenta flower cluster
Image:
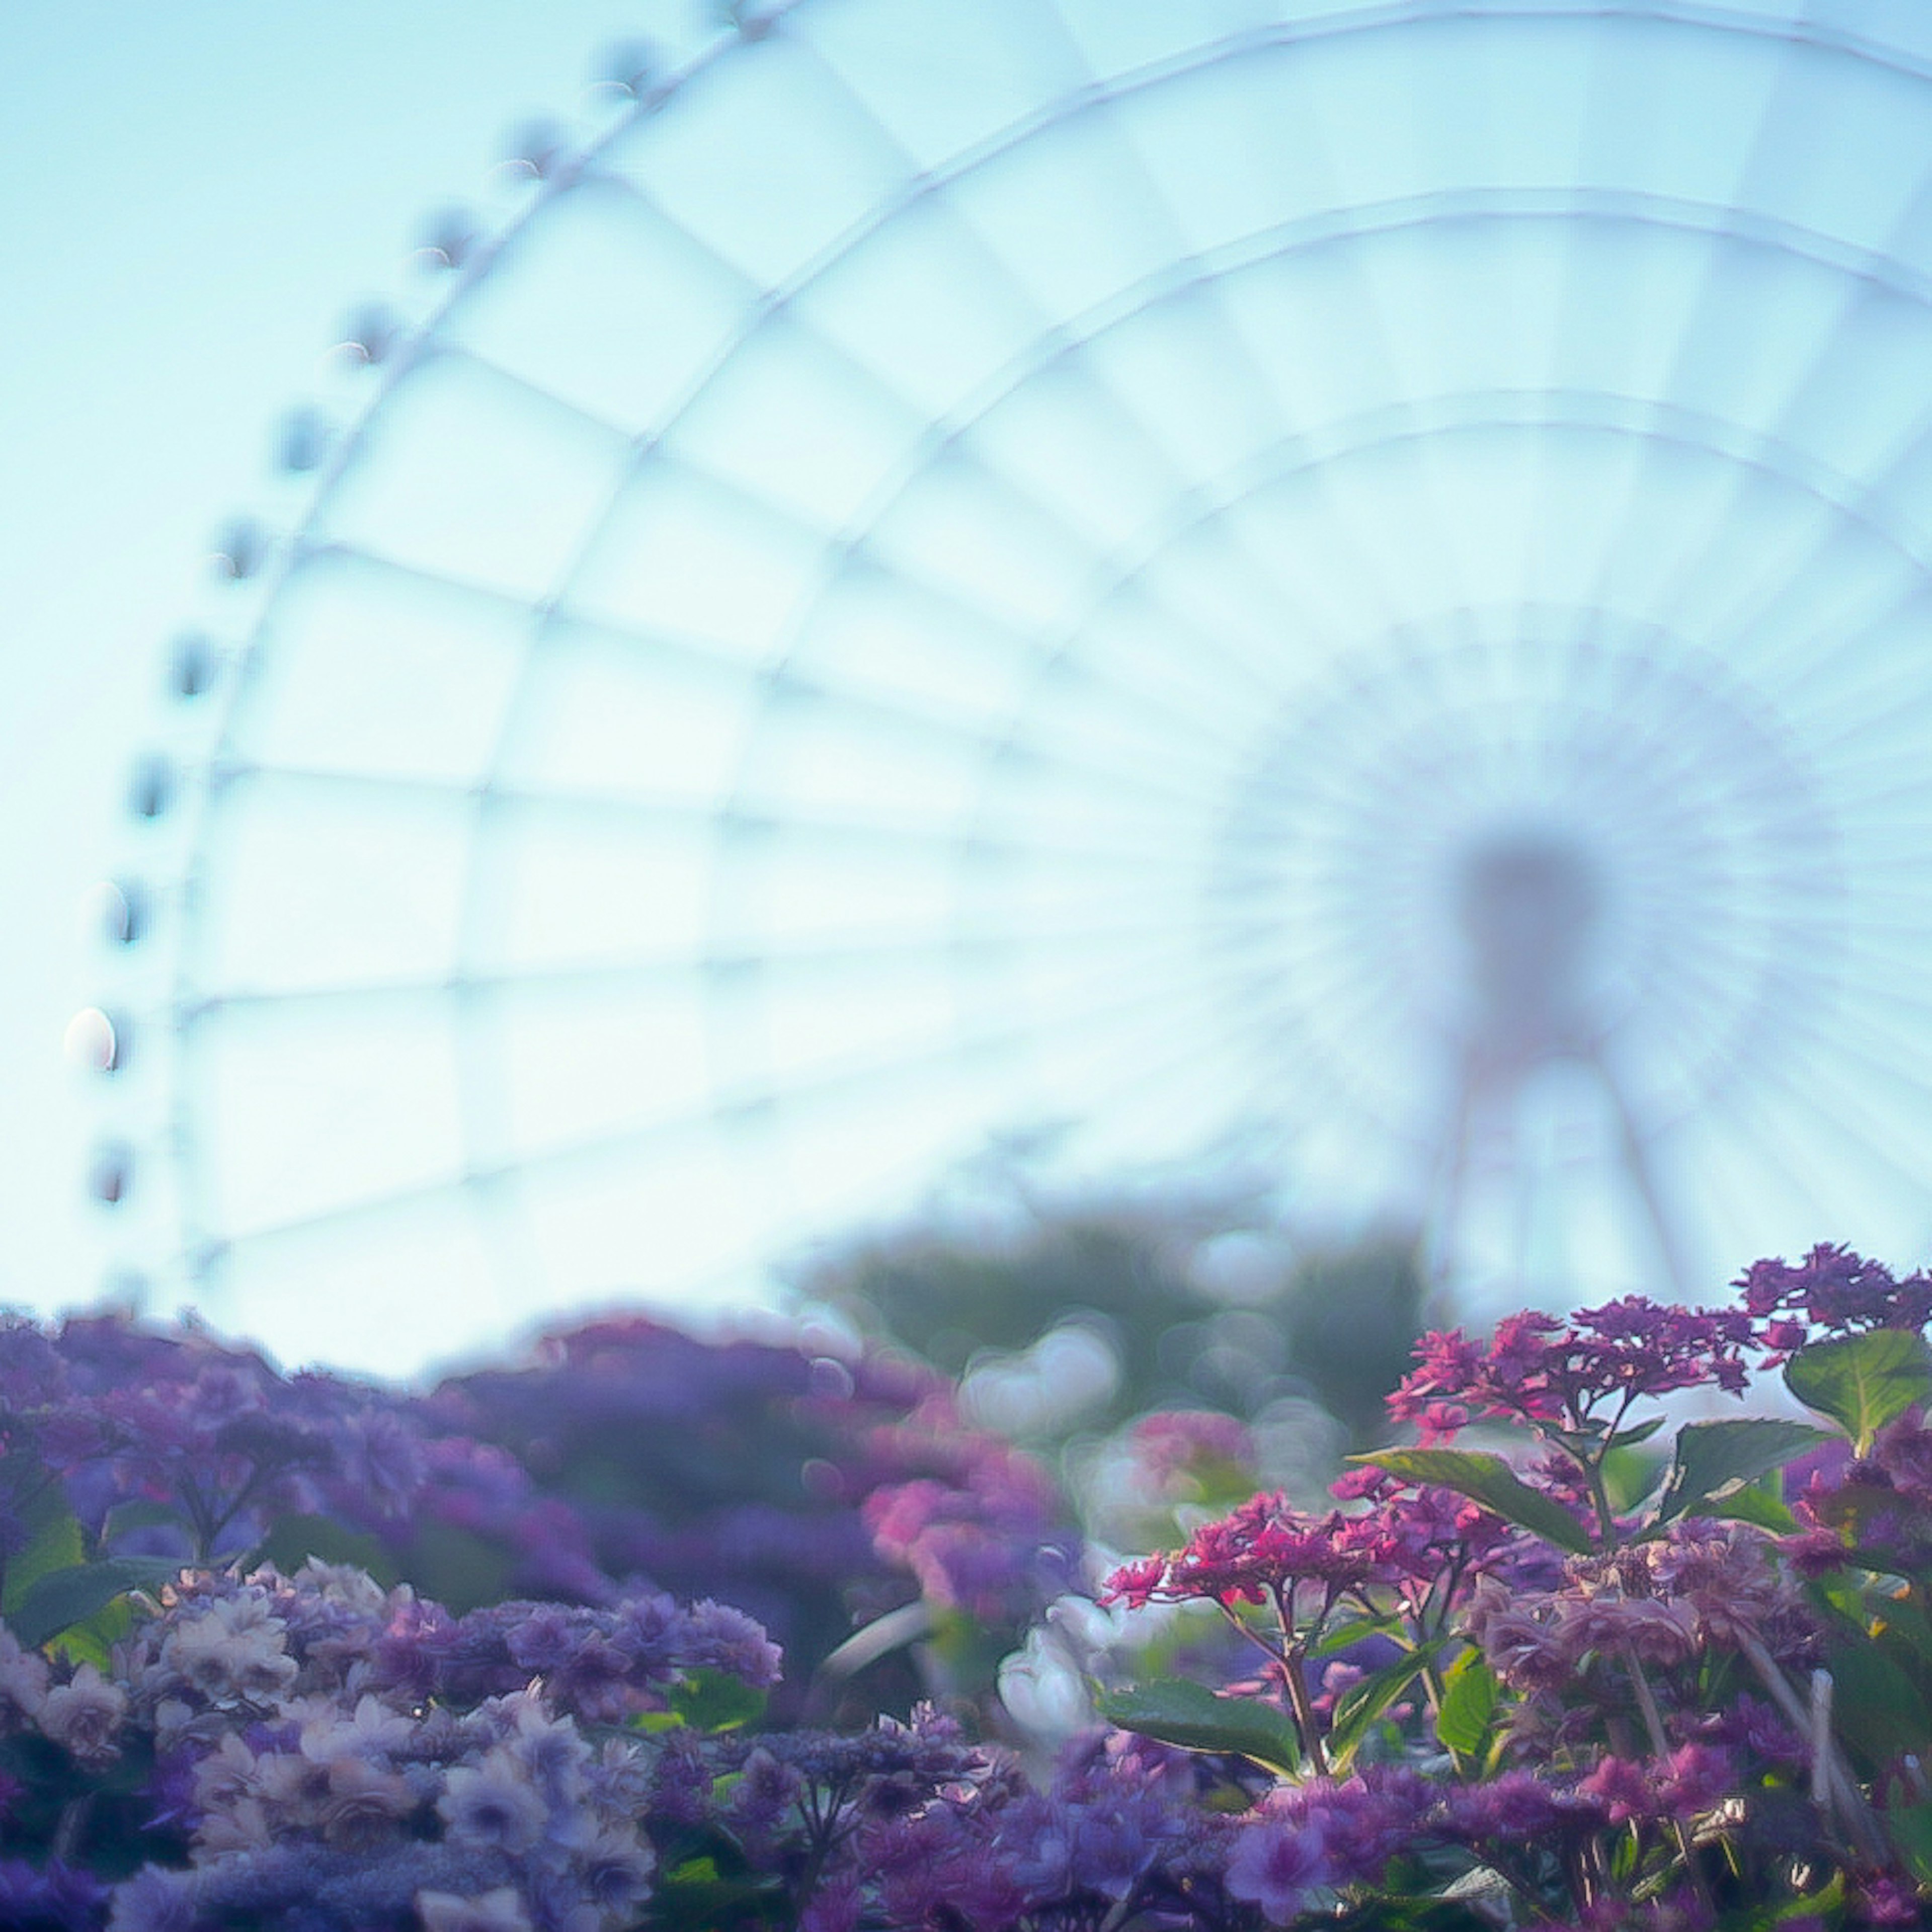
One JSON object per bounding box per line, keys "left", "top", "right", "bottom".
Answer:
{"left": 1387, "top": 1295, "right": 1756, "bottom": 1441}
{"left": 1737, "top": 1243, "right": 1932, "bottom": 1360}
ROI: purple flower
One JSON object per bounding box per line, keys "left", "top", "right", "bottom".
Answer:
{"left": 0, "top": 1859, "right": 110, "bottom": 1932}
{"left": 415, "top": 1888, "right": 533, "bottom": 1932}
{"left": 1391, "top": 1298, "right": 1754, "bottom": 1438}
{"left": 1736, "top": 1245, "right": 1932, "bottom": 1352}
{"left": 105, "top": 1867, "right": 199, "bottom": 1932}
{"left": 1579, "top": 1753, "right": 1655, "bottom": 1824}
{"left": 1225, "top": 1806, "right": 1331, "bottom": 1925}
{"left": 1442, "top": 1769, "right": 1599, "bottom": 1842}
{"left": 437, "top": 1749, "right": 549, "bottom": 1855}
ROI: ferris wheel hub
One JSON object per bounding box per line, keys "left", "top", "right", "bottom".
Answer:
{"left": 1457, "top": 829, "right": 1602, "bottom": 1046}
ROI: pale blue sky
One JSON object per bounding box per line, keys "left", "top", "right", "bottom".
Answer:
{"left": 0, "top": 2, "right": 690, "bottom": 1321}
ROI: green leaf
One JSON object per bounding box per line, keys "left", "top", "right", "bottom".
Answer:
{"left": 1600, "top": 1443, "right": 1666, "bottom": 1516}
{"left": 665, "top": 1856, "right": 722, "bottom": 1885}
{"left": 1606, "top": 1416, "right": 1667, "bottom": 1452}
{"left": 1, "top": 1483, "right": 86, "bottom": 1621}
{"left": 669, "top": 1667, "right": 768, "bottom": 1735}
{"left": 1886, "top": 1800, "right": 1932, "bottom": 1885}
{"left": 1822, "top": 1629, "right": 1932, "bottom": 1769}
{"left": 1435, "top": 1650, "right": 1499, "bottom": 1758}
{"left": 1696, "top": 1483, "right": 1799, "bottom": 1535}
{"left": 1328, "top": 1645, "right": 1434, "bottom": 1767}
{"left": 1655, "top": 1419, "right": 1831, "bottom": 1524}
{"left": 8, "top": 1558, "right": 182, "bottom": 1651}
{"left": 397, "top": 1520, "right": 512, "bottom": 1616}
{"left": 48, "top": 1595, "right": 135, "bottom": 1673}
{"left": 251, "top": 1513, "right": 399, "bottom": 1586}
{"left": 1095, "top": 1679, "right": 1302, "bottom": 1774}
{"left": 652, "top": 1850, "right": 787, "bottom": 1928}
{"left": 1310, "top": 1611, "right": 1402, "bottom": 1659}
{"left": 99, "top": 1498, "right": 193, "bottom": 1548}
{"left": 1785, "top": 1330, "right": 1932, "bottom": 1450}
{"left": 1871, "top": 1591, "right": 1932, "bottom": 1671}
{"left": 1354, "top": 1450, "right": 1593, "bottom": 1554}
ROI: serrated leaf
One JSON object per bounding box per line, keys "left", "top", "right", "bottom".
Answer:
{"left": 1328, "top": 1644, "right": 1434, "bottom": 1767}
{"left": 1355, "top": 1450, "right": 1593, "bottom": 1553}
{"left": 1656, "top": 1419, "right": 1831, "bottom": 1524}
{"left": 1095, "top": 1679, "right": 1302, "bottom": 1774}
{"left": 1435, "top": 1650, "right": 1499, "bottom": 1758}
{"left": 1786, "top": 1330, "right": 1932, "bottom": 1451}
{"left": 1601, "top": 1443, "right": 1666, "bottom": 1515}
{"left": 8, "top": 1558, "right": 181, "bottom": 1651}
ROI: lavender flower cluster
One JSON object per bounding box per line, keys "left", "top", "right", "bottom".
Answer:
{"left": 0, "top": 1306, "right": 1075, "bottom": 1716}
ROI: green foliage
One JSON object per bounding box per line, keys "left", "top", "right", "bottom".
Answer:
{"left": 391, "top": 1517, "right": 515, "bottom": 1615}
{"left": 1094, "top": 1677, "right": 1303, "bottom": 1774}
{"left": 1327, "top": 1640, "right": 1442, "bottom": 1767}
{"left": 7, "top": 1556, "right": 180, "bottom": 1652}
{"left": 1434, "top": 1648, "right": 1498, "bottom": 1762}
{"left": 0, "top": 1467, "right": 86, "bottom": 1619}
{"left": 665, "top": 1667, "right": 770, "bottom": 1736}
{"left": 1654, "top": 1418, "right": 1831, "bottom": 1526}
{"left": 1785, "top": 1330, "right": 1932, "bottom": 1451}
{"left": 645, "top": 1846, "right": 785, "bottom": 1932}
{"left": 800, "top": 1189, "right": 1422, "bottom": 1448}
{"left": 250, "top": 1511, "right": 400, "bottom": 1585}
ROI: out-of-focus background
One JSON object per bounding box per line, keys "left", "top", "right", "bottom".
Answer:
{"left": 0, "top": 0, "right": 689, "bottom": 1323}
{"left": 10, "top": 0, "right": 1932, "bottom": 1385}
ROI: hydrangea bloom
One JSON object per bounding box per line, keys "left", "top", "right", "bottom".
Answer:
{"left": 1736, "top": 1245, "right": 1932, "bottom": 1356}
{"left": 1388, "top": 1296, "right": 1755, "bottom": 1438}
{"left": 22, "top": 1557, "right": 776, "bottom": 1932}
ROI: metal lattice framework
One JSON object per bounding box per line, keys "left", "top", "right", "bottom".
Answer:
{"left": 87, "top": 0, "right": 1932, "bottom": 1373}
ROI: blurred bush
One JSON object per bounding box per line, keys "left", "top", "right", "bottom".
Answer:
{"left": 787, "top": 1176, "right": 1427, "bottom": 1534}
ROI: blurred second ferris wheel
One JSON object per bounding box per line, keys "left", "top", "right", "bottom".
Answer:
{"left": 77, "top": 0, "right": 1932, "bottom": 1375}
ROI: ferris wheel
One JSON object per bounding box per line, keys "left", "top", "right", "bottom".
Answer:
{"left": 79, "top": 0, "right": 1932, "bottom": 1375}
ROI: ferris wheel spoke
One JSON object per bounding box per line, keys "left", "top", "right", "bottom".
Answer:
{"left": 1729, "top": 1034, "right": 1932, "bottom": 1210}
{"left": 575, "top": 140, "right": 1318, "bottom": 713}
{"left": 188, "top": 745, "right": 1231, "bottom": 881}
{"left": 767, "top": 21, "right": 1417, "bottom": 712}
{"left": 173, "top": 891, "right": 1199, "bottom": 1014}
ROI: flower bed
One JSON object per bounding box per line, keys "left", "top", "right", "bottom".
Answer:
{"left": 0, "top": 1245, "right": 1930, "bottom": 1927}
